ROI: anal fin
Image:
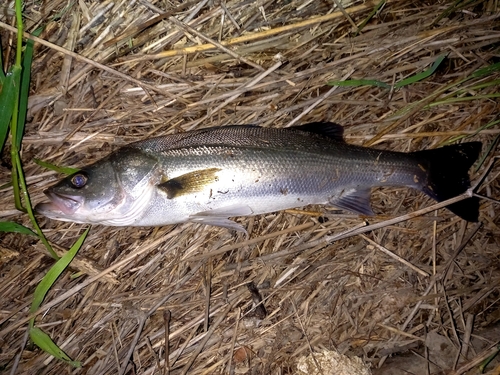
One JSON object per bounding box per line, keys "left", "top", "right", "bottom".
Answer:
{"left": 330, "top": 188, "right": 374, "bottom": 216}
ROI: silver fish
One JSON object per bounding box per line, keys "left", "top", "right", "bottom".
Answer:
{"left": 35, "top": 123, "right": 481, "bottom": 231}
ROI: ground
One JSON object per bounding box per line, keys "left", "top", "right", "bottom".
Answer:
{"left": 0, "top": 0, "right": 499, "bottom": 374}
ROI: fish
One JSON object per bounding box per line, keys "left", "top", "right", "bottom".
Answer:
{"left": 35, "top": 123, "right": 481, "bottom": 231}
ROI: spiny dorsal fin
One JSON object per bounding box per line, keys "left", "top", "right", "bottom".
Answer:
{"left": 157, "top": 168, "right": 221, "bottom": 199}
{"left": 293, "top": 122, "right": 344, "bottom": 141}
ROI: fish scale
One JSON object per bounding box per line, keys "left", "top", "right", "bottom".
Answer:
{"left": 36, "top": 123, "right": 481, "bottom": 230}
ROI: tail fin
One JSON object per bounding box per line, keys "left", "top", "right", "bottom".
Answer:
{"left": 411, "top": 142, "right": 482, "bottom": 222}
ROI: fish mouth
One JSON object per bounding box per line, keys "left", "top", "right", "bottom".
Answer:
{"left": 36, "top": 190, "right": 84, "bottom": 216}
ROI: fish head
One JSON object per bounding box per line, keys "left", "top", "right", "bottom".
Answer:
{"left": 36, "top": 148, "right": 159, "bottom": 225}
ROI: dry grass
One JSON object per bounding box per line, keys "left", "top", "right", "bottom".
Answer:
{"left": 1, "top": 0, "right": 499, "bottom": 374}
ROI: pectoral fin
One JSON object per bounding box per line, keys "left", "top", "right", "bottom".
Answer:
{"left": 158, "top": 168, "right": 221, "bottom": 199}
{"left": 330, "top": 188, "right": 374, "bottom": 216}
{"left": 188, "top": 205, "right": 254, "bottom": 233}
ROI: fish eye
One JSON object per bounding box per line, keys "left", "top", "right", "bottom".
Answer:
{"left": 71, "top": 173, "right": 88, "bottom": 188}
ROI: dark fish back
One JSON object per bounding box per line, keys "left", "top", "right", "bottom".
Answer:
{"left": 129, "top": 125, "right": 340, "bottom": 153}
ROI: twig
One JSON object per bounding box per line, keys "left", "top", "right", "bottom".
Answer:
{"left": 401, "top": 222, "right": 482, "bottom": 331}
{"left": 9, "top": 327, "right": 29, "bottom": 375}
{"left": 146, "top": 336, "right": 162, "bottom": 374}
{"left": 286, "top": 69, "right": 354, "bottom": 127}
{"left": 102, "top": 0, "right": 201, "bottom": 47}
{"left": 226, "top": 307, "right": 241, "bottom": 375}
{"left": 186, "top": 222, "right": 315, "bottom": 261}
{"left": 0, "top": 21, "right": 179, "bottom": 99}
{"left": 179, "top": 303, "right": 234, "bottom": 375}
{"left": 119, "top": 261, "right": 204, "bottom": 375}
{"left": 168, "top": 17, "right": 264, "bottom": 72}
{"left": 163, "top": 310, "right": 171, "bottom": 375}
{"left": 451, "top": 344, "right": 500, "bottom": 375}
{"left": 128, "top": 1, "right": 392, "bottom": 60}
{"left": 204, "top": 260, "right": 212, "bottom": 333}
{"left": 291, "top": 298, "right": 324, "bottom": 375}
{"left": 459, "top": 313, "right": 474, "bottom": 361}
{"left": 332, "top": 0, "right": 359, "bottom": 32}
{"left": 220, "top": 1, "right": 240, "bottom": 31}
{"left": 183, "top": 58, "right": 283, "bottom": 130}
{"left": 0, "top": 227, "right": 185, "bottom": 338}
{"left": 360, "top": 234, "right": 430, "bottom": 277}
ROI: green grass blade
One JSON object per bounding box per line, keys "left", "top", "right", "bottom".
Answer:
{"left": 326, "top": 55, "right": 447, "bottom": 91}
{"left": 29, "top": 327, "right": 81, "bottom": 367}
{"left": 463, "top": 79, "right": 500, "bottom": 91}
{"left": 390, "top": 61, "right": 500, "bottom": 119}
{"left": 432, "top": 64, "right": 500, "bottom": 103}
{"left": 355, "top": 0, "right": 386, "bottom": 35}
{"left": 30, "top": 227, "right": 90, "bottom": 315}
{"left": 34, "top": 158, "right": 80, "bottom": 175}
{"left": 432, "top": 0, "right": 466, "bottom": 26}
{"left": 13, "top": 4, "right": 84, "bottom": 367}
{"left": 28, "top": 227, "right": 89, "bottom": 366}
{"left": 13, "top": 148, "right": 58, "bottom": 257}
{"left": 444, "top": 118, "right": 500, "bottom": 145}
{"left": 394, "top": 54, "right": 447, "bottom": 88}
{"left": 16, "top": 27, "right": 43, "bottom": 149}
{"left": 0, "top": 221, "right": 37, "bottom": 236}
{"left": 427, "top": 93, "right": 500, "bottom": 107}
{"left": 474, "top": 134, "right": 499, "bottom": 174}
{"left": 478, "top": 344, "right": 500, "bottom": 372}
{"left": 470, "top": 62, "right": 500, "bottom": 78}
{"left": 326, "top": 79, "right": 390, "bottom": 88}
{"left": 0, "top": 66, "right": 21, "bottom": 153}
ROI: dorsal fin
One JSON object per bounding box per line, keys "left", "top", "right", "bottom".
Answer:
{"left": 293, "top": 122, "right": 344, "bottom": 141}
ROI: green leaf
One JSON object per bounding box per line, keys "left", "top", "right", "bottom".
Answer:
{"left": 17, "top": 27, "right": 44, "bottom": 149}
{"left": 34, "top": 158, "right": 80, "bottom": 175}
{"left": 30, "top": 227, "right": 90, "bottom": 315}
{"left": 0, "top": 66, "right": 22, "bottom": 153}
{"left": 0, "top": 221, "right": 37, "bottom": 236}
{"left": 326, "top": 79, "right": 390, "bottom": 88}
{"left": 394, "top": 54, "right": 447, "bottom": 88}
{"left": 470, "top": 62, "right": 500, "bottom": 78}
{"left": 29, "top": 327, "right": 81, "bottom": 367}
